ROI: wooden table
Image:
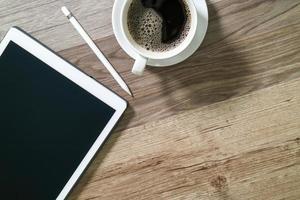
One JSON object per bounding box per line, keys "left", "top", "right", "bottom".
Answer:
{"left": 1, "top": 0, "right": 300, "bottom": 199}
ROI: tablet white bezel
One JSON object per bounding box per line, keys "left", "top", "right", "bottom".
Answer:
{"left": 0, "top": 27, "right": 127, "bottom": 200}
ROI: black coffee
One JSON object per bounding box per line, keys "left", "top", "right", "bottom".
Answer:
{"left": 127, "top": 0, "right": 191, "bottom": 52}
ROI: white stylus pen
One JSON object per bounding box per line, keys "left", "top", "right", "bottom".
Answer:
{"left": 61, "top": 6, "right": 133, "bottom": 97}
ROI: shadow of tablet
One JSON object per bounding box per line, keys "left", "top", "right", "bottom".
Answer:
{"left": 67, "top": 105, "right": 135, "bottom": 199}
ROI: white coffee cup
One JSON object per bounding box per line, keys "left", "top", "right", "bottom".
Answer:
{"left": 119, "top": 0, "right": 198, "bottom": 76}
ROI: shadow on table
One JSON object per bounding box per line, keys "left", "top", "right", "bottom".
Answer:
{"left": 68, "top": 105, "right": 135, "bottom": 199}
{"left": 68, "top": 2, "right": 253, "bottom": 198}
{"left": 148, "top": 2, "right": 253, "bottom": 109}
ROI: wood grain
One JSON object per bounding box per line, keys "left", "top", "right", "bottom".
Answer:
{"left": 1, "top": 0, "right": 300, "bottom": 199}
{"left": 71, "top": 77, "right": 300, "bottom": 200}
{"left": 0, "top": 0, "right": 114, "bottom": 51}
{"left": 59, "top": 0, "right": 300, "bottom": 132}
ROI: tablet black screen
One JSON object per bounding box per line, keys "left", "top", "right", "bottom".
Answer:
{"left": 0, "top": 41, "right": 116, "bottom": 199}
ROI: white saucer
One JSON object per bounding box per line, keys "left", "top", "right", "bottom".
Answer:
{"left": 112, "top": 0, "right": 208, "bottom": 67}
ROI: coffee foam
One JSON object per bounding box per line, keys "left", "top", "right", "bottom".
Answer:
{"left": 127, "top": 0, "right": 191, "bottom": 52}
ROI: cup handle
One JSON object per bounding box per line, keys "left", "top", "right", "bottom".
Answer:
{"left": 132, "top": 55, "right": 147, "bottom": 76}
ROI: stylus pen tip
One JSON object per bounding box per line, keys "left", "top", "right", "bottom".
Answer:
{"left": 126, "top": 89, "right": 133, "bottom": 97}
{"left": 123, "top": 85, "right": 133, "bottom": 97}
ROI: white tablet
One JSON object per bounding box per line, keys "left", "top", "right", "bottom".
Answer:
{"left": 0, "top": 27, "right": 127, "bottom": 200}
